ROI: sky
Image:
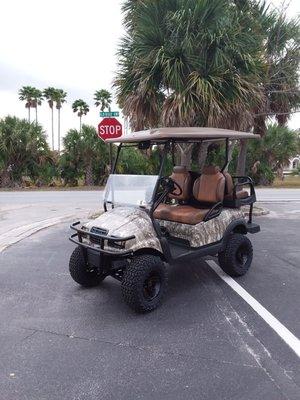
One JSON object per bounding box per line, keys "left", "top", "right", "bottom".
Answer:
{"left": 0, "top": 0, "right": 299, "bottom": 149}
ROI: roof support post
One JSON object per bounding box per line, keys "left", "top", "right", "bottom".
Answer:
{"left": 112, "top": 143, "right": 122, "bottom": 174}
{"left": 221, "top": 138, "right": 229, "bottom": 172}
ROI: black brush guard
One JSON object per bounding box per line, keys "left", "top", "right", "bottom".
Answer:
{"left": 69, "top": 221, "right": 135, "bottom": 258}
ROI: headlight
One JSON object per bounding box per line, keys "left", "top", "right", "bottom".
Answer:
{"left": 107, "top": 239, "right": 125, "bottom": 249}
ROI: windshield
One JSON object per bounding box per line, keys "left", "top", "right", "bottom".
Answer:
{"left": 104, "top": 174, "right": 159, "bottom": 208}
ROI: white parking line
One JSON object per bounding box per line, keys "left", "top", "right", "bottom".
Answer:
{"left": 207, "top": 260, "right": 300, "bottom": 358}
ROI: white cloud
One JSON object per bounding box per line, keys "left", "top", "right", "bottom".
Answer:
{"left": 0, "top": 0, "right": 299, "bottom": 148}
{"left": 0, "top": 0, "right": 124, "bottom": 148}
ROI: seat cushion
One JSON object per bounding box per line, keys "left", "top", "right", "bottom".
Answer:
{"left": 223, "top": 172, "right": 249, "bottom": 200}
{"left": 154, "top": 204, "right": 209, "bottom": 225}
{"left": 224, "top": 190, "right": 249, "bottom": 200}
{"left": 236, "top": 190, "right": 249, "bottom": 199}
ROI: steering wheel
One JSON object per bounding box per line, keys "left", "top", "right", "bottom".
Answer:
{"left": 160, "top": 176, "right": 183, "bottom": 197}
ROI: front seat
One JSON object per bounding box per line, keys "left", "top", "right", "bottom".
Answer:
{"left": 168, "top": 166, "right": 192, "bottom": 202}
{"left": 154, "top": 166, "right": 225, "bottom": 225}
{"left": 153, "top": 166, "right": 192, "bottom": 217}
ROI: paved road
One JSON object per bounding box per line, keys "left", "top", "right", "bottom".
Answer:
{"left": 256, "top": 188, "right": 300, "bottom": 202}
{"left": 0, "top": 191, "right": 103, "bottom": 249}
{"left": 0, "top": 187, "right": 299, "bottom": 231}
{"left": 0, "top": 190, "right": 299, "bottom": 399}
{"left": 0, "top": 187, "right": 299, "bottom": 206}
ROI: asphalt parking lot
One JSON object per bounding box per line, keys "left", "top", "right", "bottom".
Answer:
{"left": 0, "top": 193, "right": 299, "bottom": 400}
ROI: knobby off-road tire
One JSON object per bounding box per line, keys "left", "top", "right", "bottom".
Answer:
{"left": 121, "top": 255, "right": 168, "bottom": 313}
{"left": 69, "top": 246, "right": 106, "bottom": 287}
{"left": 218, "top": 233, "right": 253, "bottom": 277}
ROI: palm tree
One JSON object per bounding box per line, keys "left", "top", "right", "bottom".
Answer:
{"left": 72, "top": 99, "right": 89, "bottom": 133}
{"left": 94, "top": 89, "right": 112, "bottom": 112}
{"left": 114, "top": 0, "right": 299, "bottom": 171}
{"left": 43, "top": 87, "right": 57, "bottom": 150}
{"left": 18, "top": 86, "right": 35, "bottom": 123}
{"left": 62, "top": 125, "right": 109, "bottom": 186}
{"left": 114, "top": 0, "right": 264, "bottom": 166}
{"left": 54, "top": 89, "right": 67, "bottom": 152}
{"left": 0, "top": 116, "right": 51, "bottom": 187}
{"left": 31, "top": 88, "right": 43, "bottom": 124}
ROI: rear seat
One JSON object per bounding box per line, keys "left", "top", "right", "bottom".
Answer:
{"left": 154, "top": 166, "right": 225, "bottom": 225}
{"left": 223, "top": 172, "right": 249, "bottom": 200}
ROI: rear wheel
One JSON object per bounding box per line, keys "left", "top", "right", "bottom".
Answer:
{"left": 69, "top": 246, "right": 106, "bottom": 287}
{"left": 121, "top": 255, "right": 168, "bottom": 313}
{"left": 218, "top": 233, "right": 253, "bottom": 277}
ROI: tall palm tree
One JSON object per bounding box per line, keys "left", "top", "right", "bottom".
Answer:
{"left": 18, "top": 86, "right": 35, "bottom": 123}
{"left": 94, "top": 89, "right": 112, "bottom": 112}
{"left": 54, "top": 89, "right": 67, "bottom": 152}
{"left": 43, "top": 87, "right": 57, "bottom": 150}
{"left": 31, "top": 88, "right": 43, "bottom": 124}
{"left": 72, "top": 99, "right": 89, "bottom": 133}
{"left": 114, "top": 1, "right": 263, "bottom": 146}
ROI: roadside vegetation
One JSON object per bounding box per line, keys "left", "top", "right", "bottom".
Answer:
{"left": 0, "top": 116, "right": 299, "bottom": 188}
{"left": 0, "top": 0, "right": 300, "bottom": 189}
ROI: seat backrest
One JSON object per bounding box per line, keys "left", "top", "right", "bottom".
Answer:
{"left": 193, "top": 165, "right": 225, "bottom": 203}
{"left": 169, "top": 166, "right": 192, "bottom": 201}
{"left": 223, "top": 172, "right": 234, "bottom": 198}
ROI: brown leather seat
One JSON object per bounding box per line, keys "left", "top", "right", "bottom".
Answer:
{"left": 168, "top": 166, "right": 192, "bottom": 201}
{"left": 154, "top": 204, "right": 210, "bottom": 225}
{"left": 154, "top": 166, "right": 225, "bottom": 225}
{"left": 223, "top": 172, "right": 249, "bottom": 200}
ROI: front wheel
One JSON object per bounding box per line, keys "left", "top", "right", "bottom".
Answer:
{"left": 121, "top": 255, "right": 168, "bottom": 313}
{"left": 218, "top": 233, "right": 253, "bottom": 277}
{"left": 69, "top": 246, "right": 106, "bottom": 287}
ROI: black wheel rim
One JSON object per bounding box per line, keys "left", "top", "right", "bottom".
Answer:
{"left": 143, "top": 273, "right": 161, "bottom": 301}
{"left": 236, "top": 244, "right": 249, "bottom": 266}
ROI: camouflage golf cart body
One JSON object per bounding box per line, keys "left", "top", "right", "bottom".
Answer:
{"left": 69, "top": 128, "right": 260, "bottom": 312}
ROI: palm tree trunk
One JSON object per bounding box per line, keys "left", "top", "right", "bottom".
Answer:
{"left": 51, "top": 107, "right": 54, "bottom": 151}
{"left": 198, "top": 142, "right": 210, "bottom": 172}
{"left": 58, "top": 108, "right": 61, "bottom": 152}
{"left": 236, "top": 139, "right": 248, "bottom": 175}
{"left": 0, "top": 168, "right": 11, "bottom": 188}
{"left": 28, "top": 107, "right": 31, "bottom": 123}
{"left": 85, "top": 161, "right": 94, "bottom": 186}
{"left": 178, "top": 144, "right": 193, "bottom": 169}
{"left": 35, "top": 106, "right": 38, "bottom": 125}
{"left": 79, "top": 115, "right": 82, "bottom": 133}
{"left": 224, "top": 141, "right": 236, "bottom": 172}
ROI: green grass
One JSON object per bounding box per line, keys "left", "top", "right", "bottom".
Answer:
{"left": 272, "top": 175, "right": 300, "bottom": 188}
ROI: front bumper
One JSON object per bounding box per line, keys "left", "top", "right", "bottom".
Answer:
{"left": 69, "top": 221, "right": 135, "bottom": 258}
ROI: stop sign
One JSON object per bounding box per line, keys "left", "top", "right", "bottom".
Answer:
{"left": 98, "top": 118, "right": 123, "bottom": 141}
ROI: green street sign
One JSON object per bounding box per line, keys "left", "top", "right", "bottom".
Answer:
{"left": 100, "top": 111, "right": 120, "bottom": 118}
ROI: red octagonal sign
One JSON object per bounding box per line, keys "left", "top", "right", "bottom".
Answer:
{"left": 98, "top": 118, "right": 123, "bottom": 141}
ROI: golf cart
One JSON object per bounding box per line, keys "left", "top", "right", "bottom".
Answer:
{"left": 69, "top": 128, "right": 260, "bottom": 313}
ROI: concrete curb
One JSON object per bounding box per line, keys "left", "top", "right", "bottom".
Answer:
{"left": 0, "top": 215, "right": 75, "bottom": 253}
{"left": 242, "top": 205, "right": 270, "bottom": 217}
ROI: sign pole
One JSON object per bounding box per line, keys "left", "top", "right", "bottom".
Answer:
{"left": 109, "top": 143, "right": 113, "bottom": 172}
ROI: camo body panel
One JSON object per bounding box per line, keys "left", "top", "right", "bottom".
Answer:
{"left": 159, "top": 208, "right": 245, "bottom": 247}
{"left": 84, "top": 206, "right": 162, "bottom": 253}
